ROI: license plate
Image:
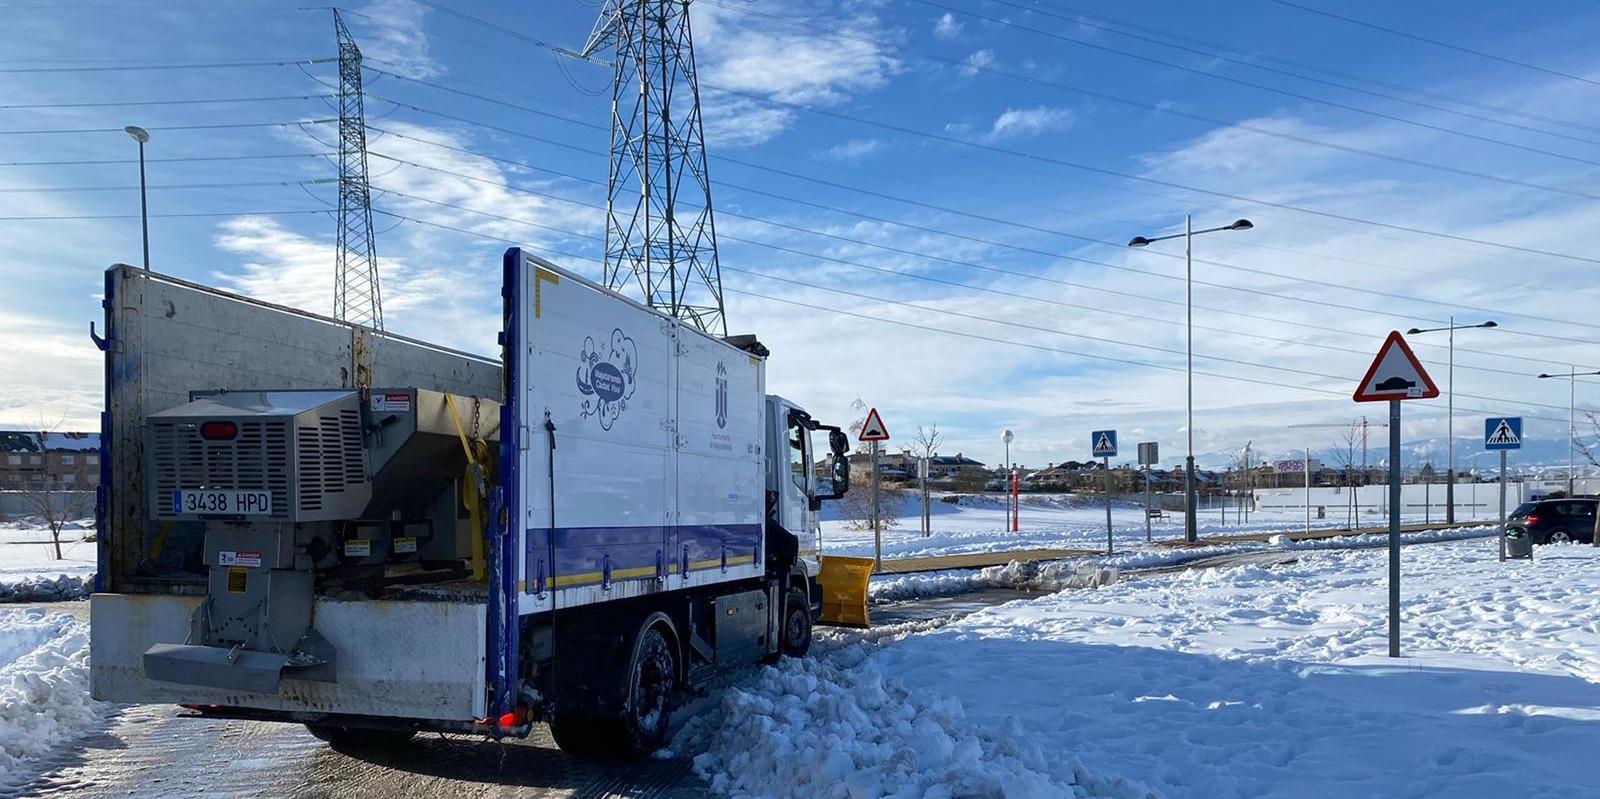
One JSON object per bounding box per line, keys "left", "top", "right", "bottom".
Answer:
{"left": 172, "top": 489, "right": 272, "bottom": 516}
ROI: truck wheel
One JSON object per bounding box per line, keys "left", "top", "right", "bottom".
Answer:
{"left": 305, "top": 723, "right": 414, "bottom": 750}
{"left": 780, "top": 587, "right": 813, "bottom": 658}
{"left": 551, "top": 624, "right": 677, "bottom": 758}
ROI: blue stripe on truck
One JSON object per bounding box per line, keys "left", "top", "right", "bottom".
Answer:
{"left": 523, "top": 523, "right": 763, "bottom": 592}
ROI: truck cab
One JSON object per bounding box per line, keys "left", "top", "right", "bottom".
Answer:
{"left": 764, "top": 395, "right": 850, "bottom": 614}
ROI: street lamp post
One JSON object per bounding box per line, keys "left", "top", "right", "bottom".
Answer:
{"left": 1406, "top": 318, "right": 1497, "bottom": 524}
{"left": 1129, "top": 216, "right": 1254, "bottom": 542}
{"left": 124, "top": 125, "right": 151, "bottom": 270}
{"left": 1538, "top": 368, "right": 1600, "bottom": 498}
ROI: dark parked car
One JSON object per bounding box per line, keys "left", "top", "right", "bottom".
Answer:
{"left": 1506, "top": 499, "right": 1597, "bottom": 544}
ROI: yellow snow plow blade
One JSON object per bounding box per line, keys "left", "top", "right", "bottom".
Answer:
{"left": 816, "top": 555, "right": 875, "bottom": 628}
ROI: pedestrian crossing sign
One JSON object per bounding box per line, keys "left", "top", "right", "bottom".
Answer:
{"left": 1484, "top": 417, "right": 1522, "bottom": 451}
{"left": 1092, "top": 429, "right": 1118, "bottom": 458}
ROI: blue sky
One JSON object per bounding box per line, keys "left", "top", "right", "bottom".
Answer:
{"left": 6, "top": 0, "right": 1600, "bottom": 470}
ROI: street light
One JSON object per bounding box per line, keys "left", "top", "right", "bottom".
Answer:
{"left": 1128, "top": 216, "right": 1254, "bottom": 541}
{"left": 124, "top": 125, "right": 151, "bottom": 270}
{"left": 1537, "top": 368, "right": 1600, "bottom": 498}
{"left": 1405, "top": 318, "right": 1497, "bottom": 524}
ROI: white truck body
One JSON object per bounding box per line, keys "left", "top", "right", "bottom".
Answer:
{"left": 506, "top": 253, "right": 767, "bottom": 614}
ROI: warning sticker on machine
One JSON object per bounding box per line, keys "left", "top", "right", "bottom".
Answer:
{"left": 343, "top": 539, "right": 372, "bottom": 558}
{"left": 227, "top": 567, "right": 247, "bottom": 593}
{"left": 216, "top": 549, "right": 262, "bottom": 568}
{"left": 370, "top": 392, "right": 412, "bottom": 413}
{"left": 393, "top": 536, "right": 418, "bottom": 554}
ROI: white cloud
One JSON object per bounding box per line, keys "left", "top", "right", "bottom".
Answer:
{"left": 933, "top": 12, "right": 963, "bottom": 39}
{"left": 691, "top": 1, "right": 901, "bottom": 146}
{"left": 824, "top": 138, "right": 885, "bottom": 161}
{"left": 0, "top": 310, "right": 100, "bottom": 428}
{"left": 349, "top": 0, "right": 440, "bottom": 79}
{"left": 959, "top": 49, "right": 994, "bottom": 78}
{"left": 983, "top": 106, "right": 1075, "bottom": 141}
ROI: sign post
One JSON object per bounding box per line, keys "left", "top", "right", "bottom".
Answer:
{"left": 1354, "top": 331, "right": 1441, "bottom": 658}
{"left": 1093, "top": 430, "right": 1118, "bottom": 553}
{"left": 1484, "top": 417, "right": 1522, "bottom": 562}
{"left": 1302, "top": 449, "right": 1312, "bottom": 535}
{"left": 858, "top": 408, "right": 891, "bottom": 571}
{"left": 1138, "top": 442, "right": 1159, "bottom": 542}
{"left": 918, "top": 457, "right": 931, "bottom": 538}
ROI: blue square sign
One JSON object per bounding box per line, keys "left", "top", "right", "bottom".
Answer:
{"left": 1484, "top": 417, "right": 1522, "bottom": 451}
{"left": 1091, "top": 429, "right": 1118, "bottom": 458}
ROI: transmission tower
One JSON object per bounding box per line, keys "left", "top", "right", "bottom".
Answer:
{"left": 582, "top": 0, "right": 727, "bottom": 335}
{"left": 333, "top": 9, "right": 383, "bottom": 333}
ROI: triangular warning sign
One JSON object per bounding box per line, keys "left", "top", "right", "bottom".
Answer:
{"left": 1487, "top": 420, "right": 1519, "bottom": 445}
{"left": 1354, "top": 331, "right": 1440, "bottom": 403}
{"left": 858, "top": 407, "right": 890, "bottom": 442}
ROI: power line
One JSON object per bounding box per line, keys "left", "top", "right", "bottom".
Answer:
{"left": 362, "top": 63, "right": 1600, "bottom": 272}
{"left": 373, "top": 182, "right": 1594, "bottom": 385}
{"left": 0, "top": 118, "right": 335, "bottom": 135}
{"left": 362, "top": 189, "right": 1580, "bottom": 421}
{"left": 701, "top": 0, "right": 1600, "bottom": 205}
{"left": 1262, "top": 0, "right": 1600, "bottom": 88}
{"left": 0, "top": 209, "right": 329, "bottom": 220}
{"left": 1018, "top": 0, "right": 1600, "bottom": 144}
{"left": 0, "top": 178, "right": 333, "bottom": 193}
{"left": 0, "top": 56, "right": 334, "bottom": 73}
{"left": 0, "top": 94, "right": 332, "bottom": 110}
{"left": 362, "top": 127, "right": 1600, "bottom": 348}
{"left": 0, "top": 152, "right": 331, "bottom": 166}
{"left": 910, "top": 0, "right": 1600, "bottom": 170}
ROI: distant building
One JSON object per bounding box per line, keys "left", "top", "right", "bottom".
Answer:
{"left": 0, "top": 431, "right": 101, "bottom": 492}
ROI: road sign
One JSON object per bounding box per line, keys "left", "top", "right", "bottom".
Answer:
{"left": 1485, "top": 417, "right": 1522, "bottom": 450}
{"left": 1137, "top": 441, "right": 1158, "bottom": 466}
{"left": 1354, "top": 331, "right": 1440, "bottom": 403}
{"left": 858, "top": 407, "right": 890, "bottom": 442}
{"left": 1092, "top": 430, "right": 1118, "bottom": 458}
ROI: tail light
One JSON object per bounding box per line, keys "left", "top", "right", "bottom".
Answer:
{"left": 200, "top": 421, "right": 238, "bottom": 440}
{"left": 1524, "top": 514, "right": 1541, "bottom": 526}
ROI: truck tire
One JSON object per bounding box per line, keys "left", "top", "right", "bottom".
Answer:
{"left": 551, "top": 624, "right": 677, "bottom": 758}
{"left": 305, "top": 723, "right": 414, "bottom": 751}
{"left": 779, "top": 587, "right": 812, "bottom": 658}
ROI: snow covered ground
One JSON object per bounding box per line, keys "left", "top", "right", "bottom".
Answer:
{"left": 0, "top": 519, "right": 96, "bottom": 602}
{"left": 819, "top": 492, "right": 1475, "bottom": 561}
{"left": 684, "top": 538, "right": 1600, "bottom": 798}
{"left": 0, "top": 609, "right": 104, "bottom": 790}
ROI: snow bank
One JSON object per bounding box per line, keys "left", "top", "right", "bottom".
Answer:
{"left": 868, "top": 525, "right": 1494, "bottom": 604}
{"left": 0, "top": 519, "right": 97, "bottom": 603}
{"left": 0, "top": 575, "right": 91, "bottom": 603}
{"left": 672, "top": 643, "right": 1100, "bottom": 798}
{"left": 0, "top": 609, "right": 101, "bottom": 786}
{"left": 870, "top": 561, "right": 1117, "bottom": 603}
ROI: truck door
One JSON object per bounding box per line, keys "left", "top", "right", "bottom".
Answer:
{"left": 674, "top": 336, "right": 764, "bottom": 584}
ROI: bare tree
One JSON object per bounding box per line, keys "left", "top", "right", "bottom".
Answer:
{"left": 911, "top": 424, "right": 942, "bottom": 460}
{"left": 0, "top": 418, "right": 90, "bottom": 560}
{"left": 1326, "top": 422, "right": 1362, "bottom": 528}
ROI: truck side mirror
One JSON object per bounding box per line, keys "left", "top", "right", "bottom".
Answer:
{"left": 830, "top": 457, "right": 850, "bottom": 498}
{"left": 829, "top": 430, "right": 849, "bottom": 457}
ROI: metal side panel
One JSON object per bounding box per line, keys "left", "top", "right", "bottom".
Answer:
{"left": 102, "top": 264, "right": 501, "bottom": 589}
{"left": 90, "top": 592, "right": 488, "bottom": 721}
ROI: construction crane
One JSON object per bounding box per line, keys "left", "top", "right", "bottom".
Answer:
{"left": 581, "top": 0, "right": 727, "bottom": 335}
